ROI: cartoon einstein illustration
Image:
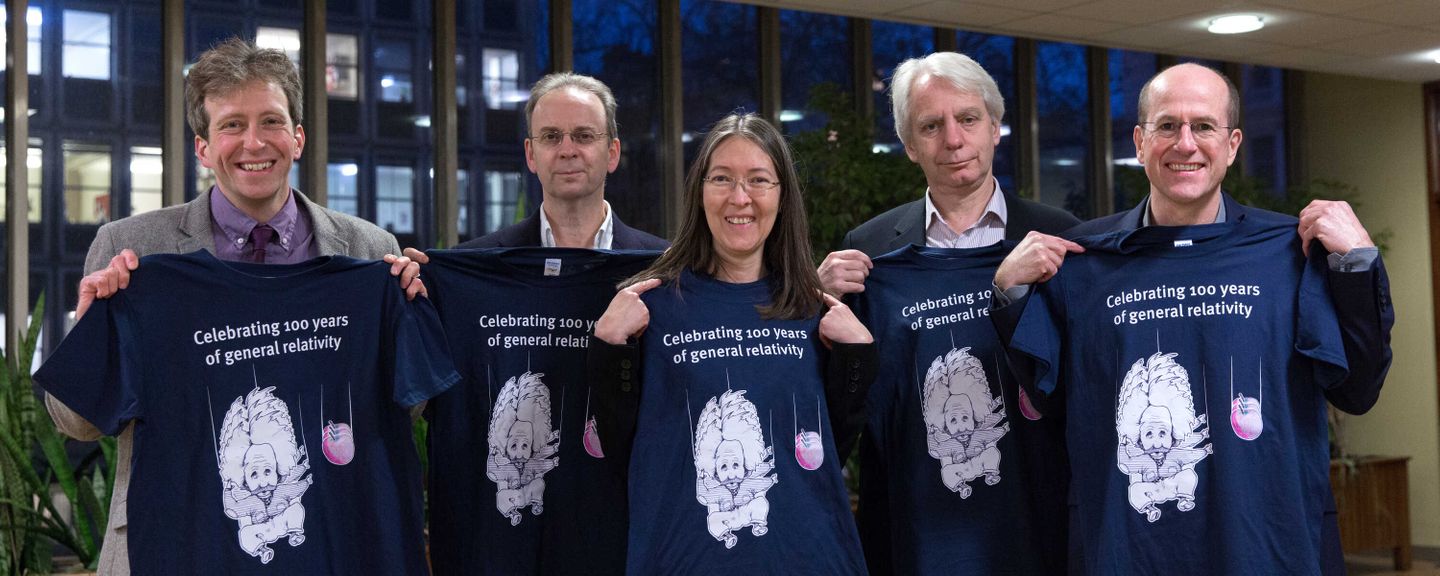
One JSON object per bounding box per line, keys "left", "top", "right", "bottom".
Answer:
{"left": 693, "top": 389, "right": 777, "bottom": 549}
{"left": 921, "top": 347, "right": 1008, "bottom": 498}
{"left": 1115, "top": 351, "right": 1212, "bottom": 523}
{"left": 487, "top": 371, "right": 559, "bottom": 526}
{"left": 216, "top": 385, "right": 312, "bottom": 564}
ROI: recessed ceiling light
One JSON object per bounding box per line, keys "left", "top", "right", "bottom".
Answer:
{"left": 1209, "top": 14, "right": 1264, "bottom": 34}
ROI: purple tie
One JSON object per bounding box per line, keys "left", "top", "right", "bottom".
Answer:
{"left": 249, "top": 225, "right": 277, "bottom": 263}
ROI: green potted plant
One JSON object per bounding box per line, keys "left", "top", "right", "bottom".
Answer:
{"left": 0, "top": 294, "right": 117, "bottom": 574}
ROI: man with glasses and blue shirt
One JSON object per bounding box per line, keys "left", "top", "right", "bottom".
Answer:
{"left": 992, "top": 63, "right": 1393, "bottom": 575}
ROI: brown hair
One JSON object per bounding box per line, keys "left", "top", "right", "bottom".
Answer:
{"left": 186, "top": 37, "right": 304, "bottom": 140}
{"left": 625, "top": 113, "right": 822, "bottom": 320}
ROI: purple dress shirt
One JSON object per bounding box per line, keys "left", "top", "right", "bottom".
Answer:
{"left": 209, "top": 187, "right": 318, "bottom": 264}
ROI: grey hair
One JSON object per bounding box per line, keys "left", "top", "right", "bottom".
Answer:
{"left": 524, "top": 72, "right": 619, "bottom": 137}
{"left": 890, "top": 52, "right": 1005, "bottom": 147}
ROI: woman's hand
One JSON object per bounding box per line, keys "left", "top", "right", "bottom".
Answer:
{"left": 594, "top": 278, "right": 663, "bottom": 345}
{"left": 818, "top": 292, "right": 873, "bottom": 348}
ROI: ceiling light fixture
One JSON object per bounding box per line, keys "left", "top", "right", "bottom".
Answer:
{"left": 1208, "top": 14, "right": 1264, "bottom": 34}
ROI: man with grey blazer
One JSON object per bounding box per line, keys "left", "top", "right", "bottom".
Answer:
{"left": 46, "top": 38, "right": 420, "bottom": 575}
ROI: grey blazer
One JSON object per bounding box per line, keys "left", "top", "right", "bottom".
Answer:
{"left": 45, "top": 189, "right": 400, "bottom": 575}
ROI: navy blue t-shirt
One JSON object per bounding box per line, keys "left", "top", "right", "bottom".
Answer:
{"left": 35, "top": 250, "right": 460, "bottom": 575}
{"left": 1009, "top": 216, "right": 1348, "bottom": 575}
{"left": 626, "top": 270, "right": 865, "bottom": 575}
{"left": 852, "top": 243, "right": 1067, "bottom": 575}
{"left": 422, "top": 248, "right": 658, "bottom": 575}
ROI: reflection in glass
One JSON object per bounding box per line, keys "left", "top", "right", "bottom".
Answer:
{"left": 0, "top": 6, "right": 43, "bottom": 73}
{"left": 0, "top": 147, "right": 44, "bottom": 223}
{"left": 483, "top": 48, "right": 522, "bottom": 110}
{"left": 328, "top": 163, "right": 360, "bottom": 216}
{"left": 129, "top": 147, "right": 163, "bottom": 216}
{"left": 377, "top": 40, "right": 415, "bottom": 103}
{"left": 255, "top": 26, "right": 301, "bottom": 64}
{"left": 574, "top": 0, "right": 661, "bottom": 235}
{"left": 64, "top": 143, "right": 112, "bottom": 225}
{"left": 1036, "top": 41, "right": 1091, "bottom": 218}
{"left": 457, "top": 169, "right": 471, "bottom": 240}
{"left": 1241, "top": 64, "right": 1286, "bottom": 195}
{"left": 872, "top": 21, "right": 933, "bottom": 154}
{"left": 779, "top": 10, "right": 848, "bottom": 135}
{"left": 328, "top": 33, "right": 360, "bottom": 99}
{"left": 1110, "top": 49, "right": 1155, "bottom": 212}
{"left": 485, "top": 170, "right": 522, "bottom": 234}
{"left": 957, "top": 31, "right": 1016, "bottom": 190}
{"left": 377, "top": 165, "right": 415, "bottom": 234}
{"left": 63, "top": 10, "right": 111, "bottom": 80}
{"left": 682, "top": 0, "right": 758, "bottom": 165}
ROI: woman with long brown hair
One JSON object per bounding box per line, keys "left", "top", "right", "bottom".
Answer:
{"left": 589, "top": 113, "right": 872, "bottom": 574}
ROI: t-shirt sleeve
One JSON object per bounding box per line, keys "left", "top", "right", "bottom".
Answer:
{"left": 1006, "top": 272, "right": 1066, "bottom": 398}
{"left": 1296, "top": 248, "right": 1349, "bottom": 389}
{"left": 33, "top": 298, "right": 141, "bottom": 436}
{"left": 388, "top": 292, "right": 462, "bottom": 407}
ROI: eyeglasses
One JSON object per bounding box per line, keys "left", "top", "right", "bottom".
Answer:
{"left": 702, "top": 174, "right": 780, "bottom": 192}
{"left": 1139, "top": 120, "right": 1235, "bottom": 141}
{"left": 529, "top": 129, "right": 610, "bottom": 148}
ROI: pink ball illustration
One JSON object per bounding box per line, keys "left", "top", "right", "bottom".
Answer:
{"left": 795, "top": 430, "right": 824, "bottom": 470}
{"left": 322, "top": 421, "right": 355, "bottom": 465}
{"left": 583, "top": 416, "right": 605, "bottom": 458}
{"left": 1230, "top": 394, "right": 1262, "bottom": 441}
{"left": 1017, "top": 387, "right": 1043, "bottom": 421}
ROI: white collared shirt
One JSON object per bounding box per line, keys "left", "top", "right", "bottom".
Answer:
{"left": 923, "top": 180, "right": 1008, "bottom": 248}
{"left": 539, "top": 200, "right": 615, "bottom": 249}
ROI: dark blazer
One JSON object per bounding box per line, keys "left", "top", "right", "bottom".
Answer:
{"left": 1031, "top": 193, "right": 1392, "bottom": 576}
{"left": 457, "top": 209, "right": 669, "bottom": 250}
{"left": 839, "top": 189, "right": 1080, "bottom": 257}
{"left": 842, "top": 188, "right": 1078, "bottom": 576}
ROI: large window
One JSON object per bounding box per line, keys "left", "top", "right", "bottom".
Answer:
{"left": 327, "top": 33, "right": 360, "bottom": 99}
{"left": 482, "top": 48, "right": 521, "bottom": 110}
{"left": 1110, "top": 49, "right": 1156, "bottom": 212}
{"left": 1036, "top": 41, "right": 1092, "bottom": 217}
{"left": 376, "top": 165, "right": 416, "bottom": 235}
{"left": 0, "top": 145, "right": 43, "bottom": 223}
{"left": 957, "top": 31, "right": 1016, "bottom": 191}
{"left": 779, "top": 10, "right": 849, "bottom": 135}
{"left": 328, "top": 162, "right": 360, "bottom": 216}
{"left": 376, "top": 39, "right": 421, "bottom": 139}
{"left": 484, "top": 170, "right": 522, "bottom": 234}
{"left": 681, "top": 0, "right": 758, "bottom": 165}
{"left": 456, "top": 168, "right": 472, "bottom": 241}
{"left": 255, "top": 26, "right": 301, "bottom": 64}
{"left": 871, "top": 21, "right": 933, "bottom": 154}
{"left": 1241, "top": 64, "right": 1286, "bottom": 195}
{"left": 377, "top": 40, "right": 415, "bottom": 103}
{"left": 63, "top": 10, "right": 111, "bottom": 81}
{"left": 63, "top": 143, "right": 111, "bottom": 225}
{"left": 129, "top": 147, "right": 163, "bottom": 216}
{"left": 574, "top": 0, "right": 660, "bottom": 235}
{"left": 0, "top": 6, "right": 43, "bottom": 74}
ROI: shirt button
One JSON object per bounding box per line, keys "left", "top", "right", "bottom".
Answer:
{"left": 235, "top": 237, "right": 246, "bottom": 245}
{"left": 621, "top": 359, "right": 632, "bottom": 369}
{"left": 620, "top": 369, "right": 631, "bottom": 380}
{"left": 621, "top": 382, "right": 632, "bottom": 393}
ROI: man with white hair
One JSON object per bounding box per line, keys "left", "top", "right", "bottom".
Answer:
{"left": 828, "top": 52, "right": 1075, "bottom": 575}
